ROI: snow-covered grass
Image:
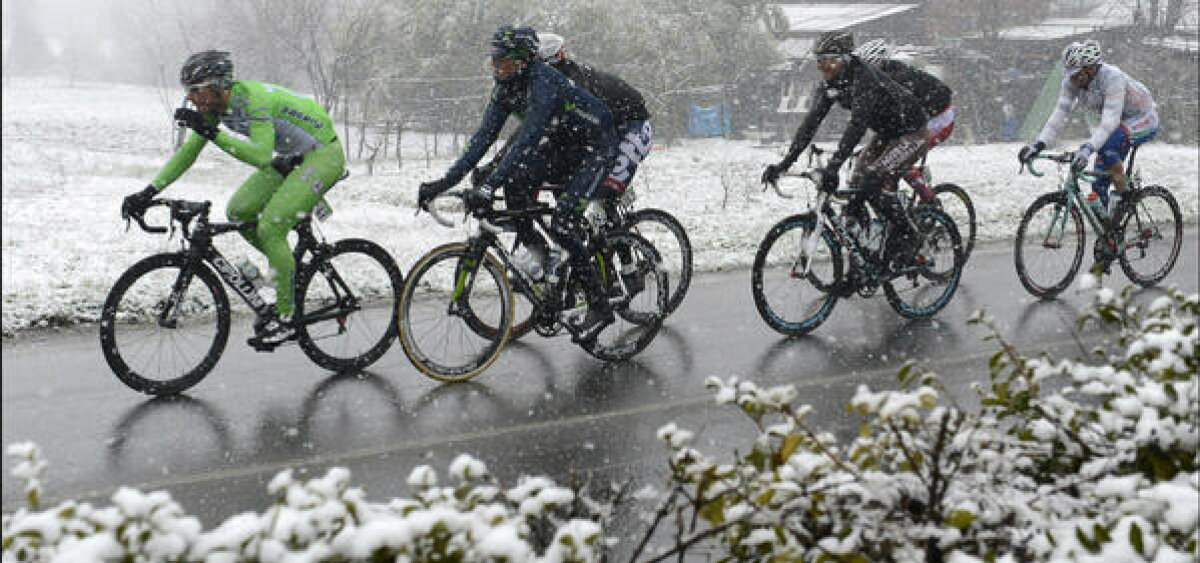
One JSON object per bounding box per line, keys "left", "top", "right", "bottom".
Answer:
{"left": 3, "top": 78, "right": 1198, "bottom": 335}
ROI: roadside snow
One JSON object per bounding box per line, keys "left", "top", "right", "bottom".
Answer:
{"left": 3, "top": 79, "right": 1197, "bottom": 335}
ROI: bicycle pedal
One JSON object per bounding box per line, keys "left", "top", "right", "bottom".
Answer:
{"left": 248, "top": 338, "right": 279, "bottom": 352}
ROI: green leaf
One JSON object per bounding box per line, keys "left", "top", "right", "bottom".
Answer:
{"left": 1093, "top": 523, "right": 1111, "bottom": 544}
{"left": 1130, "top": 522, "right": 1145, "bottom": 555}
{"left": 698, "top": 495, "right": 726, "bottom": 525}
{"left": 776, "top": 434, "right": 804, "bottom": 466}
{"left": 1075, "top": 526, "right": 1098, "bottom": 553}
{"left": 946, "top": 509, "right": 977, "bottom": 531}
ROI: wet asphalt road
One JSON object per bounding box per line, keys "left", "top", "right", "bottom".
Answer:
{"left": 3, "top": 230, "right": 1197, "bottom": 544}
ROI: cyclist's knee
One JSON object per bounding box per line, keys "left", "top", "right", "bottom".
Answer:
{"left": 255, "top": 214, "right": 292, "bottom": 245}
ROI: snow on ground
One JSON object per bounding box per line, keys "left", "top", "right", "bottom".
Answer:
{"left": 3, "top": 78, "right": 1197, "bottom": 335}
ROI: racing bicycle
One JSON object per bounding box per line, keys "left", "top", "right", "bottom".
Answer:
{"left": 753, "top": 150, "right": 965, "bottom": 337}
{"left": 101, "top": 193, "right": 402, "bottom": 396}
{"left": 397, "top": 192, "right": 668, "bottom": 382}
{"left": 1015, "top": 147, "right": 1181, "bottom": 298}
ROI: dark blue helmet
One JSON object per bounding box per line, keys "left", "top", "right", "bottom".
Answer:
{"left": 490, "top": 25, "right": 539, "bottom": 61}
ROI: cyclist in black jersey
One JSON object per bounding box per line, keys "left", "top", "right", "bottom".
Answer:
{"left": 762, "top": 31, "right": 931, "bottom": 268}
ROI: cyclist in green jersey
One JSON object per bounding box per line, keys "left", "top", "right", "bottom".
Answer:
{"left": 121, "top": 50, "right": 346, "bottom": 347}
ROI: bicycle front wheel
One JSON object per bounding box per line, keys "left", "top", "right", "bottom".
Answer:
{"left": 751, "top": 213, "right": 841, "bottom": 337}
{"left": 1115, "top": 185, "right": 1182, "bottom": 287}
{"left": 295, "top": 239, "right": 403, "bottom": 372}
{"left": 398, "top": 243, "right": 513, "bottom": 382}
{"left": 99, "top": 253, "right": 231, "bottom": 396}
{"left": 932, "top": 183, "right": 976, "bottom": 260}
{"left": 883, "top": 207, "right": 963, "bottom": 319}
{"left": 625, "top": 209, "right": 693, "bottom": 315}
{"left": 1015, "top": 192, "right": 1085, "bottom": 299}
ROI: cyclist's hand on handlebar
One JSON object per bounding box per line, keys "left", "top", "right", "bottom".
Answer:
{"left": 470, "top": 162, "right": 498, "bottom": 188}
{"left": 1017, "top": 141, "right": 1045, "bottom": 164}
{"left": 121, "top": 185, "right": 159, "bottom": 220}
{"left": 417, "top": 177, "right": 454, "bottom": 210}
{"left": 816, "top": 168, "right": 839, "bottom": 194}
{"left": 761, "top": 162, "right": 785, "bottom": 185}
{"left": 463, "top": 185, "right": 495, "bottom": 213}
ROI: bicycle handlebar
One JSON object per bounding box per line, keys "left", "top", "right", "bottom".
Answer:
{"left": 1021, "top": 151, "right": 1074, "bottom": 178}
{"left": 423, "top": 192, "right": 461, "bottom": 228}
{"left": 128, "top": 199, "right": 212, "bottom": 234}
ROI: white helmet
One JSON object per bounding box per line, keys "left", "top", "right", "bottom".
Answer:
{"left": 1062, "top": 39, "right": 1101, "bottom": 70}
{"left": 853, "top": 38, "right": 893, "bottom": 65}
{"left": 537, "top": 32, "right": 565, "bottom": 64}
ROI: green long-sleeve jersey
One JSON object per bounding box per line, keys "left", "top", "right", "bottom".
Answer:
{"left": 151, "top": 80, "right": 337, "bottom": 189}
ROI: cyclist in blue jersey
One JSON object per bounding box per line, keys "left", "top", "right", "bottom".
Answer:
{"left": 417, "top": 26, "right": 619, "bottom": 341}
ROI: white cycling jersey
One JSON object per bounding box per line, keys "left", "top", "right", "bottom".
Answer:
{"left": 1036, "top": 63, "right": 1156, "bottom": 149}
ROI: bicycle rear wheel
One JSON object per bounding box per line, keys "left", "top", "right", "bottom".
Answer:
{"left": 295, "top": 239, "right": 403, "bottom": 372}
{"left": 625, "top": 208, "right": 693, "bottom": 315}
{"left": 580, "top": 232, "right": 667, "bottom": 361}
{"left": 99, "top": 253, "right": 230, "bottom": 396}
{"left": 1015, "top": 192, "right": 1085, "bottom": 299}
{"left": 751, "top": 213, "right": 841, "bottom": 337}
{"left": 883, "top": 207, "right": 963, "bottom": 319}
{"left": 1115, "top": 185, "right": 1182, "bottom": 287}
{"left": 931, "top": 183, "right": 976, "bottom": 260}
{"left": 398, "top": 243, "right": 513, "bottom": 382}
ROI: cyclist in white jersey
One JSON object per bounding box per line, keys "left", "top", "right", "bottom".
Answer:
{"left": 1018, "top": 39, "right": 1158, "bottom": 215}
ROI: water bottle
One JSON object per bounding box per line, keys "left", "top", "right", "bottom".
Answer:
{"left": 1086, "top": 192, "right": 1108, "bottom": 221}
{"left": 235, "top": 257, "right": 266, "bottom": 289}
{"left": 544, "top": 249, "right": 568, "bottom": 284}
{"left": 864, "top": 219, "right": 885, "bottom": 254}
{"left": 512, "top": 246, "right": 544, "bottom": 281}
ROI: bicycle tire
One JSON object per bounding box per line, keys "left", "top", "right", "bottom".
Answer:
{"left": 751, "top": 213, "right": 841, "bottom": 337}
{"left": 882, "top": 207, "right": 963, "bottom": 319}
{"left": 295, "top": 238, "right": 404, "bottom": 372}
{"left": 1114, "top": 185, "right": 1182, "bottom": 287}
{"left": 579, "top": 232, "right": 667, "bottom": 361}
{"left": 398, "top": 242, "right": 513, "bottom": 382}
{"left": 1014, "top": 192, "right": 1085, "bottom": 299}
{"left": 506, "top": 277, "right": 538, "bottom": 341}
{"left": 931, "top": 183, "right": 976, "bottom": 260}
{"left": 99, "top": 253, "right": 231, "bottom": 396}
{"left": 625, "top": 208, "right": 693, "bottom": 315}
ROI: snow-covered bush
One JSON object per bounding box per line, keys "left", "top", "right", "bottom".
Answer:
{"left": 638, "top": 286, "right": 1198, "bottom": 562}
{"left": 2, "top": 451, "right": 604, "bottom": 562}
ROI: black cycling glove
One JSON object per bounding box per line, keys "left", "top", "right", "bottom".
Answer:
{"left": 1018, "top": 141, "right": 1046, "bottom": 164}
{"left": 122, "top": 185, "right": 159, "bottom": 219}
{"left": 174, "top": 108, "right": 218, "bottom": 140}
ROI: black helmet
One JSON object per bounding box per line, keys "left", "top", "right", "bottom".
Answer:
{"left": 490, "top": 25, "right": 539, "bottom": 61}
{"left": 180, "top": 50, "right": 233, "bottom": 88}
{"left": 812, "top": 31, "right": 854, "bottom": 56}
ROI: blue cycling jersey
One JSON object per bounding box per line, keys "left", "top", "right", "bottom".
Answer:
{"left": 444, "top": 60, "right": 615, "bottom": 190}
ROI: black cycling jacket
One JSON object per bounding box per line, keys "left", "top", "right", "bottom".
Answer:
{"left": 553, "top": 59, "right": 651, "bottom": 125}
{"left": 781, "top": 56, "right": 928, "bottom": 171}
{"left": 877, "top": 59, "right": 952, "bottom": 118}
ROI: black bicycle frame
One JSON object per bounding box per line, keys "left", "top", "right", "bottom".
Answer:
{"left": 158, "top": 213, "right": 349, "bottom": 329}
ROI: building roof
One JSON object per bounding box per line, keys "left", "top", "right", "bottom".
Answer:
{"left": 994, "top": 0, "right": 1198, "bottom": 40}
{"left": 771, "top": 3, "right": 918, "bottom": 34}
